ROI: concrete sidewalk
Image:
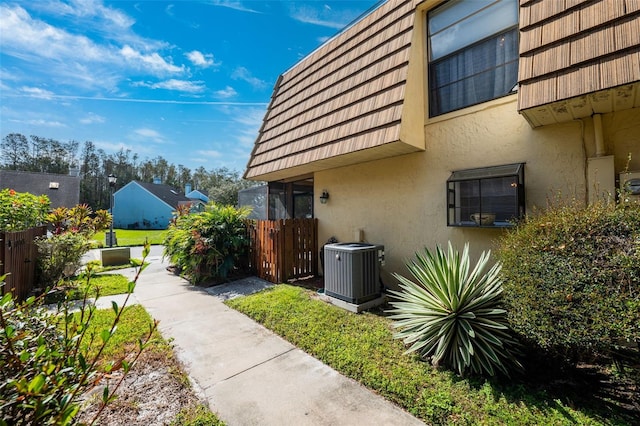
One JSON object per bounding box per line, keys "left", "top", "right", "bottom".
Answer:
{"left": 90, "top": 246, "right": 424, "bottom": 426}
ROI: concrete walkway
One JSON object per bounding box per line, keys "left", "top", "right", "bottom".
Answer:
{"left": 84, "top": 246, "right": 425, "bottom": 426}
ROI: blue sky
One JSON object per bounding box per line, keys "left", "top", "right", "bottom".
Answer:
{"left": 0, "top": 0, "right": 381, "bottom": 173}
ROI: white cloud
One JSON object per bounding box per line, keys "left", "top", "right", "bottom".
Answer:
{"left": 36, "top": 0, "right": 135, "bottom": 29}
{"left": 79, "top": 112, "right": 106, "bottom": 124}
{"left": 93, "top": 138, "right": 142, "bottom": 155}
{"left": 135, "top": 79, "right": 206, "bottom": 93}
{"left": 185, "top": 50, "right": 218, "bottom": 68}
{"left": 207, "top": 1, "right": 260, "bottom": 14}
{"left": 134, "top": 128, "right": 165, "bottom": 143}
{"left": 228, "top": 106, "right": 265, "bottom": 147}
{"left": 33, "top": 0, "right": 165, "bottom": 51}
{"left": 196, "top": 149, "right": 222, "bottom": 158}
{"left": 20, "top": 86, "right": 55, "bottom": 99}
{"left": 10, "top": 118, "right": 66, "bottom": 127}
{"left": 120, "top": 45, "right": 184, "bottom": 75}
{"left": 0, "top": 5, "right": 113, "bottom": 62}
{"left": 0, "top": 3, "right": 184, "bottom": 94}
{"left": 214, "top": 86, "right": 237, "bottom": 98}
{"left": 288, "top": 4, "right": 363, "bottom": 29}
{"left": 231, "top": 67, "right": 267, "bottom": 90}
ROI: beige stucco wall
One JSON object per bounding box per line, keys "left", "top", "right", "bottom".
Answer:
{"left": 314, "top": 97, "right": 640, "bottom": 288}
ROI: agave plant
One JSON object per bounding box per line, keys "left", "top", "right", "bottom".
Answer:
{"left": 388, "top": 242, "right": 521, "bottom": 377}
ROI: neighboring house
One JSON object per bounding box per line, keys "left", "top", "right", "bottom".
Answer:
{"left": 185, "top": 183, "right": 209, "bottom": 204}
{"left": 0, "top": 169, "right": 80, "bottom": 208}
{"left": 113, "top": 180, "right": 194, "bottom": 229}
{"left": 244, "top": 0, "right": 640, "bottom": 284}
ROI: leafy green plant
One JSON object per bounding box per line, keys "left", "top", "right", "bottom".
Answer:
{"left": 388, "top": 242, "right": 521, "bottom": 377}
{"left": 47, "top": 204, "right": 111, "bottom": 237}
{"left": 35, "top": 232, "right": 90, "bottom": 288}
{"left": 0, "top": 189, "right": 50, "bottom": 232}
{"left": 35, "top": 203, "right": 113, "bottom": 289}
{"left": 497, "top": 199, "right": 640, "bottom": 366}
{"left": 163, "top": 202, "right": 251, "bottom": 284}
{"left": 0, "top": 244, "right": 156, "bottom": 425}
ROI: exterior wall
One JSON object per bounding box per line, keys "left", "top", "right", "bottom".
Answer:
{"left": 314, "top": 98, "right": 640, "bottom": 288}
{"left": 113, "top": 183, "right": 174, "bottom": 230}
{"left": 603, "top": 108, "right": 640, "bottom": 172}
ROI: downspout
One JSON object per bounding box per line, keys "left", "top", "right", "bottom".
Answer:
{"left": 593, "top": 114, "right": 606, "bottom": 157}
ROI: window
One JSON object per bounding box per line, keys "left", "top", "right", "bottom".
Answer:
{"left": 447, "top": 163, "right": 524, "bottom": 227}
{"left": 428, "top": 0, "right": 518, "bottom": 116}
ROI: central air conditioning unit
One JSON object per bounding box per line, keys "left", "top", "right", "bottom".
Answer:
{"left": 620, "top": 171, "right": 640, "bottom": 203}
{"left": 323, "top": 242, "right": 384, "bottom": 304}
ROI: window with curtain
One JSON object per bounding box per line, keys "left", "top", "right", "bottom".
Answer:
{"left": 428, "top": 0, "right": 518, "bottom": 117}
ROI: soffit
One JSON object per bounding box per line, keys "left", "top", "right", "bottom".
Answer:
{"left": 517, "top": 0, "right": 640, "bottom": 125}
{"left": 520, "top": 82, "right": 640, "bottom": 127}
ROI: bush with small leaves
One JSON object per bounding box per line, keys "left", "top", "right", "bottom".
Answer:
{"left": 35, "top": 232, "right": 90, "bottom": 288}
{"left": 36, "top": 203, "right": 112, "bottom": 289}
{"left": 0, "top": 244, "right": 156, "bottom": 425}
{"left": 497, "top": 200, "right": 640, "bottom": 366}
{"left": 0, "top": 189, "right": 50, "bottom": 232}
{"left": 388, "top": 242, "right": 522, "bottom": 377}
{"left": 163, "top": 202, "right": 251, "bottom": 284}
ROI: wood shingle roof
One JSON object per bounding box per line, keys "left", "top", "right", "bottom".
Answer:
{"left": 518, "top": 0, "right": 640, "bottom": 126}
{"left": 244, "top": 0, "right": 422, "bottom": 181}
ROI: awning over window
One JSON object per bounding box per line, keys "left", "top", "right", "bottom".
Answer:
{"left": 448, "top": 163, "right": 524, "bottom": 182}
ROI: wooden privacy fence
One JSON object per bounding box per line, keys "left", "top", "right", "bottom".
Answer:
{"left": 247, "top": 218, "right": 318, "bottom": 283}
{"left": 0, "top": 226, "right": 47, "bottom": 301}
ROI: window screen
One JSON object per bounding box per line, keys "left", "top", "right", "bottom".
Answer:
{"left": 428, "top": 0, "right": 518, "bottom": 116}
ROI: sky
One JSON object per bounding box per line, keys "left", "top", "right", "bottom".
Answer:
{"left": 0, "top": 0, "right": 381, "bottom": 173}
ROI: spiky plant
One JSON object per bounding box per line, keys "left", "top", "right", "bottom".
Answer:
{"left": 388, "top": 242, "right": 521, "bottom": 377}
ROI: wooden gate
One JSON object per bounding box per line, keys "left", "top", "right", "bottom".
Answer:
{"left": 248, "top": 218, "right": 318, "bottom": 283}
{"left": 0, "top": 226, "right": 47, "bottom": 301}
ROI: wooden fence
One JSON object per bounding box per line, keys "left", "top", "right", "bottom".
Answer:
{"left": 0, "top": 226, "right": 47, "bottom": 301}
{"left": 247, "top": 218, "right": 318, "bottom": 283}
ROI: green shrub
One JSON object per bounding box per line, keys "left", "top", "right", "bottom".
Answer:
{"left": 163, "top": 203, "right": 251, "bottom": 284}
{"left": 388, "top": 242, "right": 522, "bottom": 377}
{"left": 0, "top": 246, "right": 155, "bottom": 425}
{"left": 36, "top": 204, "right": 112, "bottom": 289}
{"left": 35, "top": 232, "right": 90, "bottom": 288}
{"left": 47, "top": 204, "right": 111, "bottom": 237}
{"left": 497, "top": 200, "right": 640, "bottom": 364}
{"left": 0, "top": 189, "right": 50, "bottom": 232}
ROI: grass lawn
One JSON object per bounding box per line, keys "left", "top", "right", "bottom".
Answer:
{"left": 45, "top": 273, "right": 133, "bottom": 304}
{"left": 226, "top": 284, "right": 633, "bottom": 425}
{"left": 76, "top": 273, "right": 132, "bottom": 298}
{"left": 79, "top": 304, "right": 161, "bottom": 360}
{"left": 91, "top": 229, "right": 166, "bottom": 247}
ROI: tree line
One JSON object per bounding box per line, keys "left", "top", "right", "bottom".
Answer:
{"left": 1, "top": 133, "right": 257, "bottom": 210}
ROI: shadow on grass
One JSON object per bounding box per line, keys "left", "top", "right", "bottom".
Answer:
{"left": 440, "top": 340, "right": 639, "bottom": 425}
